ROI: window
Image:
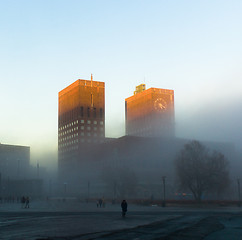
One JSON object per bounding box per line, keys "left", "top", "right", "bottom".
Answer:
{"left": 93, "top": 108, "right": 96, "bottom": 118}
{"left": 100, "top": 108, "right": 103, "bottom": 118}
{"left": 94, "top": 127, "right": 97, "bottom": 131}
{"left": 81, "top": 132, "right": 84, "bottom": 136}
{"left": 87, "top": 126, "right": 91, "bottom": 130}
{"left": 87, "top": 133, "right": 91, "bottom": 136}
{"left": 87, "top": 107, "right": 90, "bottom": 118}
{"left": 87, "top": 120, "right": 91, "bottom": 124}
{"left": 81, "top": 126, "right": 84, "bottom": 130}
{"left": 94, "top": 121, "right": 97, "bottom": 124}
{"left": 81, "top": 120, "right": 84, "bottom": 123}
{"left": 80, "top": 107, "right": 84, "bottom": 117}
{"left": 100, "top": 121, "right": 103, "bottom": 125}
{"left": 100, "top": 127, "right": 103, "bottom": 131}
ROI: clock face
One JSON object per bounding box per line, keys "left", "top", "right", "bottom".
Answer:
{"left": 154, "top": 98, "right": 167, "bottom": 112}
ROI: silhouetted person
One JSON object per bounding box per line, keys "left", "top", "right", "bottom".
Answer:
{"left": 25, "top": 197, "right": 30, "bottom": 208}
{"left": 121, "top": 200, "right": 128, "bottom": 217}
{"left": 21, "top": 196, "right": 26, "bottom": 208}
{"left": 98, "top": 198, "right": 102, "bottom": 207}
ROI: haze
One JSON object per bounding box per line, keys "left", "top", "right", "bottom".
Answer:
{"left": 0, "top": 0, "right": 241, "bottom": 170}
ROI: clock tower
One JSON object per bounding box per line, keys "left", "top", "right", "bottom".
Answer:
{"left": 125, "top": 84, "right": 175, "bottom": 138}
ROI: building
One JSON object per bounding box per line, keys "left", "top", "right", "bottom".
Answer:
{"left": 58, "top": 76, "right": 105, "bottom": 180}
{"left": 0, "top": 143, "right": 36, "bottom": 197}
{"left": 0, "top": 143, "right": 30, "bottom": 180}
{"left": 91, "top": 135, "right": 236, "bottom": 199}
{"left": 125, "top": 84, "right": 175, "bottom": 137}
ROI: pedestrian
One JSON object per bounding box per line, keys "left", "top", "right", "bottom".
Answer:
{"left": 21, "top": 196, "right": 26, "bottom": 208}
{"left": 121, "top": 200, "right": 128, "bottom": 217}
{"left": 98, "top": 198, "right": 102, "bottom": 208}
{"left": 25, "top": 196, "right": 30, "bottom": 208}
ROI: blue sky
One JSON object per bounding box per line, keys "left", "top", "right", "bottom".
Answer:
{"left": 0, "top": 0, "right": 241, "bottom": 165}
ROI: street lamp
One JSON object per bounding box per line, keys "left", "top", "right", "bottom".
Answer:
{"left": 162, "top": 176, "right": 166, "bottom": 207}
{"left": 237, "top": 178, "right": 241, "bottom": 207}
{"left": 17, "top": 159, "right": 20, "bottom": 178}
{"left": 64, "top": 182, "right": 67, "bottom": 198}
{"left": 87, "top": 181, "right": 90, "bottom": 202}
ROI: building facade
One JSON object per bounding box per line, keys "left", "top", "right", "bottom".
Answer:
{"left": 125, "top": 84, "right": 175, "bottom": 137}
{"left": 58, "top": 76, "right": 105, "bottom": 176}
{"left": 0, "top": 143, "right": 30, "bottom": 180}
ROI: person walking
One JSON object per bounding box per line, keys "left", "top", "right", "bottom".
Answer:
{"left": 25, "top": 196, "right": 30, "bottom": 208}
{"left": 21, "top": 196, "right": 26, "bottom": 208}
{"left": 98, "top": 198, "right": 102, "bottom": 208}
{"left": 121, "top": 200, "right": 128, "bottom": 217}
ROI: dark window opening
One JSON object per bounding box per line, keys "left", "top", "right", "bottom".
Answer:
{"left": 80, "top": 107, "right": 84, "bottom": 117}
{"left": 94, "top": 108, "right": 96, "bottom": 118}
{"left": 87, "top": 107, "right": 90, "bottom": 118}
{"left": 100, "top": 108, "right": 103, "bottom": 118}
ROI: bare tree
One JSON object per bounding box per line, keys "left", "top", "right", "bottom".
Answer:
{"left": 175, "top": 140, "right": 230, "bottom": 201}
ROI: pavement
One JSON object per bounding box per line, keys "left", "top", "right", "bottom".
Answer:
{"left": 1, "top": 200, "right": 242, "bottom": 240}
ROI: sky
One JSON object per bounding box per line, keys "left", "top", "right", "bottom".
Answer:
{"left": 0, "top": 0, "right": 241, "bottom": 167}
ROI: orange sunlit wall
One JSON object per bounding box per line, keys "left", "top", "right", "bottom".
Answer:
{"left": 58, "top": 78, "right": 105, "bottom": 167}
{"left": 125, "top": 87, "right": 175, "bottom": 137}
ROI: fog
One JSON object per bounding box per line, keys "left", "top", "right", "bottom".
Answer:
{"left": 13, "top": 92, "right": 240, "bottom": 202}
{"left": 176, "top": 97, "right": 242, "bottom": 150}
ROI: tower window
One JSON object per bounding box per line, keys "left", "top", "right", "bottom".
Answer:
{"left": 87, "top": 107, "right": 90, "bottom": 118}
{"left": 80, "top": 107, "right": 84, "bottom": 117}
{"left": 94, "top": 108, "right": 96, "bottom": 118}
{"left": 100, "top": 108, "right": 103, "bottom": 118}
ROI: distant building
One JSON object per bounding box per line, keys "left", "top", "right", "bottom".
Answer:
{"left": 92, "top": 135, "right": 236, "bottom": 199}
{"left": 58, "top": 75, "right": 105, "bottom": 178}
{"left": 0, "top": 143, "right": 30, "bottom": 180}
{"left": 125, "top": 84, "right": 175, "bottom": 137}
{"left": 0, "top": 143, "right": 36, "bottom": 197}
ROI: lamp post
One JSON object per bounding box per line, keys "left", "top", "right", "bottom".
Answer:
{"left": 64, "top": 182, "right": 67, "bottom": 199}
{"left": 87, "top": 181, "right": 90, "bottom": 202}
{"left": 37, "top": 162, "right": 39, "bottom": 178}
{"left": 113, "top": 180, "right": 117, "bottom": 204}
{"left": 162, "top": 176, "right": 166, "bottom": 207}
{"left": 17, "top": 159, "right": 20, "bottom": 178}
{"left": 49, "top": 179, "right": 52, "bottom": 197}
{"left": 237, "top": 178, "right": 241, "bottom": 207}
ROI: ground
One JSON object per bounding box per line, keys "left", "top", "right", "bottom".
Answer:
{"left": 1, "top": 200, "right": 242, "bottom": 239}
